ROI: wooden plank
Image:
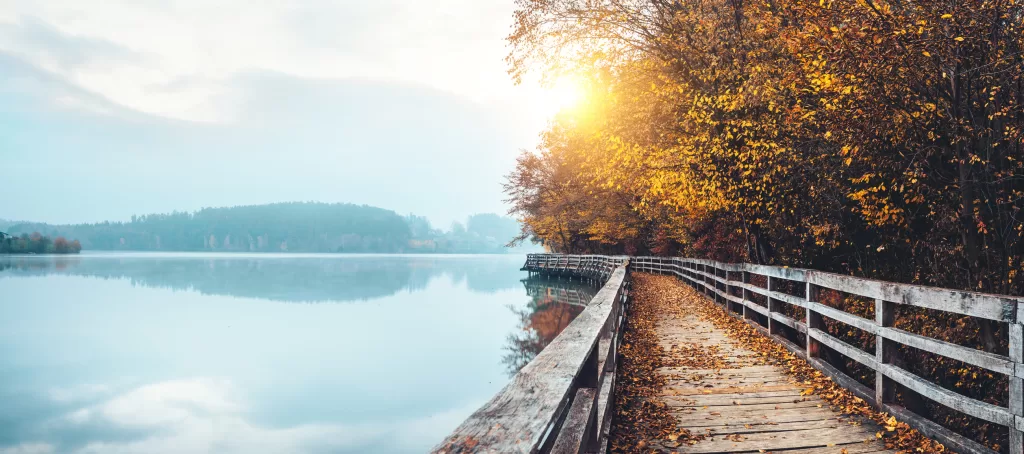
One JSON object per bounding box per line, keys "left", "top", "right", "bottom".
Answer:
{"left": 670, "top": 387, "right": 803, "bottom": 397}
{"left": 737, "top": 281, "right": 807, "bottom": 308}
{"left": 550, "top": 387, "right": 597, "bottom": 454}
{"left": 668, "top": 426, "right": 879, "bottom": 453}
{"left": 876, "top": 298, "right": 895, "bottom": 407}
{"left": 1010, "top": 322, "right": 1024, "bottom": 454}
{"left": 744, "top": 299, "right": 770, "bottom": 317}
{"left": 678, "top": 366, "right": 781, "bottom": 375}
{"left": 807, "top": 283, "right": 823, "bottom": 358}
{"left": 671, "top": 410, "right": 841, "bottom": 428}
{"left": 674, "top": 394, "right": 821, "bottom": 407}
{"left": 671, "top": 405, "right": 840, "bottom": 417}
{"left": 778, "top": 443, "right": 890, "bottom": 454}
{"left": 595, "top": 370, "right": 615, "bottom": 449}
{"left": 658, "top": 384, "right": 797, "bottom": 396}
{"left": 807, "top": 270, "right": 1020, "bottom": 322}
{"left": 695, "top": 418, "right": 846, "bottom": 435}
{"left": 805, "top": 300, "right": 877, "bottom": 334}
{"left": 883, "top": 404, "right": 997, "bottom": 454}
{"left": 597, "top": 338, "right": 611, "bottom": 373}
{"left": 665, "top": 400, "right": 826, "bottom": 412}
{"left": 658, "top": 376, "right": 798, "bottom": 388}
{"left": 771, "top": 311, "right": 807, "bottom": 333}
{"left": 431, "top": 267, "right": 627, "bottom": 453}
{"left": 879, "top": 363, "right": 1014, "bottom": 426}
{"left": 739, "top": 263, "right": 809, "bottom": 282}
{"left": 808, "top": 328, "right": 878, "bottom": 369}
{"left": 879, "top": 326, "right": 1013, "bottom": 375}
{"left": 808, "top": 357, "right": 878, "bottom": 407}
{"left": 659, "top": 365, "right": 789, "bottom": 375}
{"left": 658, "top": 371, "right": 793, "bottom": 381}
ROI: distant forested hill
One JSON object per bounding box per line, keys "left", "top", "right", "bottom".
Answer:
{"left": 0, "top": 219, "right": 23, "bottom": 231}
{"left": 5, "top": 203, "right": 532, "bottom": 254}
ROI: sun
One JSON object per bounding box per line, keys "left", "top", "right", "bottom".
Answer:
{"left": 540, "top": 76, "right": 585, "bottom": 115}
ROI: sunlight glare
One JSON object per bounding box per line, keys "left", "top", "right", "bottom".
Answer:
{"left": 541, "top": 76, "right": 585, "bottom": 116}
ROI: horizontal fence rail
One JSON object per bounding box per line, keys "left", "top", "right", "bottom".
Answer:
{"left": 632, "top": 256, "right": 1024, "bottom": 454}
{"left": 433, "top": 255, "right": 629, "bottom": 453}
{"left": 521, "top": 254, "right": 624, "bottom": 283}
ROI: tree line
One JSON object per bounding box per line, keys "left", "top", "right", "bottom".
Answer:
{"left": 6, "top": 202, "right": 527, "bottom": 254}
{"left": 504, "top": 0, "right": 1022, "bottom": 450}
{"left": 0, "top": 232, "right": 81, "bottom": 254}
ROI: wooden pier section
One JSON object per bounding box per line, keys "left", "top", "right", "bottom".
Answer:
{"left": 434, "top": 254, "right": 1024, "bottom": 454}
{"left": 645, "top": 272, "right": 891, "bottom": 453}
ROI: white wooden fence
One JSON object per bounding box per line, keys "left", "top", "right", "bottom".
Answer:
{"left": 633, "top": 255, "right": 1023, "bottom": 454}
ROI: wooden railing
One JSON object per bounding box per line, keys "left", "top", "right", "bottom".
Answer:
{"left": 522, "top": 253, "right": 624, "bottom": 282}
{"left": 522, "top": 278, "right": 598, "bottom": 307}
{"left": 433, "top": 255, "right": 629, "bottom": 453}
{"left": 633, "top": 256, "right": 1024, "bottom": 454}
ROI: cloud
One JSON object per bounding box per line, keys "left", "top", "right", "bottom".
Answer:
{"left": 0, "top": 2, "right": 527, "bottom": 121}
{"left": 0, "top": 16, "right": 143, "bottom": 71}
{"left": 0, "top": 51, "right": 138, "bottom": 117}
{"left": 40, "top": 378, "right": 476, "bottom": 454}
{"left": 0, "top": 3, "right": 550, "bottom": 225}
{"left": 47, "top": 384, "right": 112, "bottom": 404}
{"left": 0, "top": 62, "right": 530, "bottom": 226}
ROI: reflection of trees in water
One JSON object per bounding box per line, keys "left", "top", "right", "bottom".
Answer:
{"left": 502, "top": 277, "right": 599, "bottom": 376}
{"left": 0, "top": 255, "right": 525, "bottom": 303}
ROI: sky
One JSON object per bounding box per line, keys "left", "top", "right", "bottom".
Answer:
{"left": 0, "top": 1, "right": 562, "bottom": 228}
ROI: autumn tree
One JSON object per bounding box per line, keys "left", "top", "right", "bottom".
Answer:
{"left": 505, "top": 0, "right": 1024, "bottom": 449}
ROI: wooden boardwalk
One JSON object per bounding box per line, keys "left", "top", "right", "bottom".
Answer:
{"left": 436, "top": 254, "right": 1023, "bottom": 454}
{"left": 652, "top": 296, "right": 891, "bottom": 453}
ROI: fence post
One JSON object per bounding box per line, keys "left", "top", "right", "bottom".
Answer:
{"left": 766, "top": 275, "right": 775, "bottom": 335}
{"left": 806, "top": 282, "right": 822, "bottom": 358}
{"left": 875, "top": 298, "right": 896, "bottom": 407}
{"left": 1010, "top": 321, "right": 1023, "bottom": 454}
{"left": 704, "top": 264, "right": 711, "bottom": 297}
{"left": 699, "top": 264, "right": 706, "bottom": 294}
{"left": 718, "top": 265, "right": 724, "bottom": 306}
{"left": 740, "top": 271, "right": 749, "bottom": 320}
{"left": 705, "top": 264, "right": 711, "bottom": 298}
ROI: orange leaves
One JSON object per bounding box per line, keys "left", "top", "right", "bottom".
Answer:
{"left": 631, "top": 273, "right": 948, "bottom": 453}
{"left": 885, "top": 415, "right": 898, "bottom": 432}
{"left": 509, "top": 19, "right": 1024, "bottom": 454}
{"left": 609, "top": 273, "right": 704, "bottom": 452}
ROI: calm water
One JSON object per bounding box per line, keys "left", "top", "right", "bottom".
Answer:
{"left": 0, "top": 253, "right": 597, "bottom": 454}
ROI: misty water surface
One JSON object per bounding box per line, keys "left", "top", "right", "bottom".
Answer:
{"left": 0, "top": 253, "right": 596, "bottom": 454}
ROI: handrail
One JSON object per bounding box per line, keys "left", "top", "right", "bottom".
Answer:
{"left": 433, "top": 255, "right": 630, "bottom": 453}
{"left": 437, "top": 253, "right": 1023, "bottom": 453}
{"left": 629, "top": 255, "right": 1024, "bottom": 454}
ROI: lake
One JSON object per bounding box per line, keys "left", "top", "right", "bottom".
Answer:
{"left": 0, "top": 253, "right": 597, "bottom": 454}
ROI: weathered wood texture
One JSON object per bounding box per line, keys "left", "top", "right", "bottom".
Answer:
{"left": 632, "top": 255, "right": 1024, "bottom": 454}
{"left": 437, "top": 254, "right": 1021, "bottom": 453}
{"left": 432, "top": 256, "right": 629, "bottom": 453}
{"left": 653, "top": 309, "right": 891, "bottom": 453}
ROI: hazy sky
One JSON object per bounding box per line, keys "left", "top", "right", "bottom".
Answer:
{"left": 0, "top": 1, "right": 559, "bottom": 228}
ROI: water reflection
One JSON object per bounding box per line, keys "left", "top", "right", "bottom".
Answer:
{"left": 502, "top": 276, "right": 599, "bottom": 375}
{"left": 0, "top": 254, "right": 597, "bottom": 453}
{"left": 0, "top": 254, "right": 523, "bottom": 302}
{"left": 1, "top": 375, "right": 478, "bottom": 454}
